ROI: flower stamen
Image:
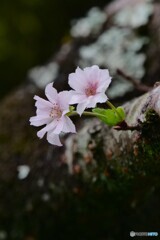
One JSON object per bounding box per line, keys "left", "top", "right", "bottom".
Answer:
{"left": 85, "top": 83, "right": 97, "bottom": 97}
{"left": 50, "top": 105, "right": 62, "bottom": 119}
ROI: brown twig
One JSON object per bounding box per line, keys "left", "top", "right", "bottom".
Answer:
{"left": 117, "top": 69, "right": 152, "bottom": 92}
{"left": 114, "top": 120, "right": 141, "bottom": 131}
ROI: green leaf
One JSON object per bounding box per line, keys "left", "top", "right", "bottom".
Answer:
{"left": 116, "top": 107, "right": 126, "bottom": 120}
{"left": 92, "top": 107, "right": 125, "bottom": 126}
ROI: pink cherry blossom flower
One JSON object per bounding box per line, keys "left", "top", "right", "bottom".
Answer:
{"left": 68, "top": 65, "right": 111, "bottom": 115}
{"left": 29, "top": 83, "right": 76, "bottom": 146}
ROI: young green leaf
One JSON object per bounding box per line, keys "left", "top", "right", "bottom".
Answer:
{"left": 92, "top": 107, "right": 125, "bottom": 126}
{"left": 116, "top": 107, "right": 126, "bottom": 120}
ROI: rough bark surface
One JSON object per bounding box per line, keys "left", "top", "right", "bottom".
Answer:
{"left": 65, "top": 85, "right": 160, "bottom": 171}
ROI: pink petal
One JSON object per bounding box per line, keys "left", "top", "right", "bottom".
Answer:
{"left": 84, "top": 66, "right": 111, "bottom": 92}
{"left": 62, "top": 116, "right": 76, "bottom": 133}
{"left": 68, "top": 67, "right": 86, "bottom": 92}
{"left": 30, "top": 116, "right": 50, "bottom": 126}
{"left": 36, "top": 108, "right": 50, "bottom": 116}
{"left": 86, "top": 93, "right": 107, "bottom": 108}
{"left": 93, "top": 92, "right": 108, "bottom": 103}
{"left": 58, "top": 90, "right": 72, "bottom": 111}
{"left": 37, "top": 120, "right": 57, "bottom": 138}
{"left": 97, "top": 71, "right": 112, "bottom": 92}
{"left": 85, "top": 97, "right": 97, "bottom": 109}
{"left": 52, "top": 119, "right": 64, "bottom": 134}
{"left": 34, "top": 95, "right": 53, "bottom": 109}
{"left": 83, "top": 65, "right": 100, "bottom": 81}
{"left": 45, "top": 83, "right": 58, "bottom": 104}
{"left": 77, "top": 102, "right": 87, "bottom": 116}
{"left": 69, "top": 92, "right": 87, "bottom": 104}
{"left": 47, "top": 132, "right": 62, "bottom": 146}
{"left": 37, "top": 127, "right": 47, "bottom": 139}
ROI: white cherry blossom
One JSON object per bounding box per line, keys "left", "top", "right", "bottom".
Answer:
{"left": 69, "top": 65, "right": 111, "bottom": 115}
{"left": 30, "top": 83, "right": 76, "bottom": 146}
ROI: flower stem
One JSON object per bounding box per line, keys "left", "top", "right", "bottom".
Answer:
{"left": 68, "top": 109, "right": 141, "bottom": 131}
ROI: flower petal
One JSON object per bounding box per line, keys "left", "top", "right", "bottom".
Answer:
{"left": 76, "top": 102, "right": 87, "bottom": 116}
{"left": 97, "top": 71, "right": 112, "bottom": 92}
{"left": 37, "top": 127, "right": 47, "bottom": 139}
{"left": 47, "top": 131, "right": 62, "bottom": 146}
{"left": 37, "top": 120, "right": 57, "bottom": 138}
{"left": 93, "top": 92, "right": 108, "bottom": 104}
{"left": 58, "top": 90, "right": 72, "bottom": 111}
{"left": 84, "top": 66, "right": 111, "bottom": 92}
{"left": 69, "top": 92, "right": 87, "bottom": 104}
{"left": 97, "top": 78, "right": 111, "bottom": 92}
{"left": 62, "top": 116, "right": 76, "bottom": 133}
{"left": 85, "top": 97, "right": 97, "bottom": 109}
{"left": 84, "top": 93, "right": 107, "bottom": 109}
{"left": 83, "top": 65, "right": 99, "bottom": 81}
{"left": 29, "top": 116, "right": 50, "bottom": 126}
{"left": 36, "top": 108, "right": 50, "bottom": 116}
{"left": 34, "top": 95, "right": 53, "bottom": 109}
{"left": 52, "top": 119, "right": 64, "bottom": 134}
{"left": 68, "top": 67, "right": 87, "bottom": 92}
{"left": 45, "top": 83, "right": 58, "bottom": 104}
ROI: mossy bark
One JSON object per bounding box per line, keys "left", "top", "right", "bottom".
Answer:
{"left": 65, "top": 85, "right": 160, "bottom": 166}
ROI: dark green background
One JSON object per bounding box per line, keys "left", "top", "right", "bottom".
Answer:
{"left": 0, "top": 0, "right": 109, "bottom": 98}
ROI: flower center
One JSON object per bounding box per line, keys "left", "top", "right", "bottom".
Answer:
{"left": 49, "top": 104, "right": 62, "bottom": 119}
{"left": 85, "top": 83, "right": 97, "bottom": 97}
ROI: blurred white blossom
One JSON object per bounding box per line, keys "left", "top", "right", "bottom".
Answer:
{"left": 79, "top": 27, "right": 148, "bottom": 79}
{"left": 114, "top": 0, "right": 153, "bottom": 28}
{"left": 79, "top": 27, "right": 148, "bottom": 97}
{"left": 70, "top": 7, "right": 107, "bottom": 38}
{"left": 28, "top": 62, "right": 59, "bottom": 89}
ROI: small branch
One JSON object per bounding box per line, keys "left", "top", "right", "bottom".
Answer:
{"left": 114, "top": 120, "right": 141, "bottom": 131}
{"left": 117, "top": 69, "right": 152, "bottom": 92}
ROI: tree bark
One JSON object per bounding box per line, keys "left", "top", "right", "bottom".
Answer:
{"left": 65, "top": 85, "right": 160, "bottom": 173}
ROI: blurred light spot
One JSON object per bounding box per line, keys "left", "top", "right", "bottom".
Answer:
{"left": 37, "top": 178, "right": 44, "bottom": 187}
{"left": 28, "top": 62, "right": 59, "bottom": 89}
{"left": 17, "top": 165, "right": 30, "bottom": 180}
{"left": 70, "top": 7, "right": 107, "bottom": 38}
{"left": 42, "top": 193, "right": 50, "bottom": 202}
{"left": 0, "top": 231, "right": 7, "bottom": 240}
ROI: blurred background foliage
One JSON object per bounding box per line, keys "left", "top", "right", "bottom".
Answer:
{"left": 0, "top": 0, "right": 110, "bottom": 98}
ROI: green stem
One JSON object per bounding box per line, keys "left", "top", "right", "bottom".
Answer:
{"left": 106, "top": 100, "right": 123, "bottom": 121}
{"left": 68, "top": 110, "right": 110, "bottom": 121}
{"left": 106, "top": 101, "right": 117, "bottom": 111}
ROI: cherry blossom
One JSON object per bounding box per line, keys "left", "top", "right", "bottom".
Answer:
{"left": 68, "top": 65, "right": 111, "bottom": 115}
{"left": 29, "top": 83, "right": 76, "bottom": 146}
